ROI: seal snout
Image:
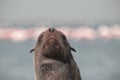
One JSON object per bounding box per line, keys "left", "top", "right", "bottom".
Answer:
{"left": 48, "top": 28, "right": 55, "bottom": 32}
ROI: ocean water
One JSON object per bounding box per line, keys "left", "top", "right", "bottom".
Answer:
{"left": 0, "top": 24, "right": 120, "bottom": 80}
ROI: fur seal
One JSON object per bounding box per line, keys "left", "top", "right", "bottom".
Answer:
{"left": 30, "top": 28, "right": 82, "bottom": 80}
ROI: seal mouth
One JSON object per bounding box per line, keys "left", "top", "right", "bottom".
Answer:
{"left": 44, "top": 37, "right": 59, "bottom": 47}
{"left": 47, "top": 38, "right": 58, "bottom": 45}
{"left": 42, "top": 37, "right": 61, "bottom": 55}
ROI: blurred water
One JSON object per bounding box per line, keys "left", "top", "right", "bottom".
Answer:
{"left": 0, "top": 38, "right": 120, "bottom": 80}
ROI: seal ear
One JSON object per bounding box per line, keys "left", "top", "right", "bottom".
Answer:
{"left": 30, "top": 48, "right": 35, "bottom": 53}
{"left": 70, "top": 47, "right": 76, "bottom": 52}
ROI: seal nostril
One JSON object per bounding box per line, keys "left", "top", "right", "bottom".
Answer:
{"left": 48, "top": 28, "right": 55, "bottom": 32}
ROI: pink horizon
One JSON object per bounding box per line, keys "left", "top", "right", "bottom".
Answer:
{"left": 0, "top": 25, "right": 120, "bottom": 42}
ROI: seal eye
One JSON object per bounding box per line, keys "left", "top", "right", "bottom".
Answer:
{"left": 61, "top": 35, "right": 66, "bottom": 40}
{"left": 38, "top": 34, "right": 43, "bottom": 43}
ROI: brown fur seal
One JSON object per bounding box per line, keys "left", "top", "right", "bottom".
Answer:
{"left": 30, "top": 28, "right": 82, "bottom": 80}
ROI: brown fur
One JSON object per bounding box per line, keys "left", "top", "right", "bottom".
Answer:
{"left": 30, "top": 28, "right": 82, "bottom": 80}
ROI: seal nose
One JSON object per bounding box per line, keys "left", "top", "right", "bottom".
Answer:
{"left": 48, "top": 28, "right": 55, "bottom": 32}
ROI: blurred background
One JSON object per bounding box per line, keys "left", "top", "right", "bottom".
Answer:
{"left": 0, "top": 0, "right": 120, "bottom": 80}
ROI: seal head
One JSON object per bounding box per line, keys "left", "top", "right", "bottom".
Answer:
{"left": 31, "top": 28, "right": 76, "bottom": 62}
